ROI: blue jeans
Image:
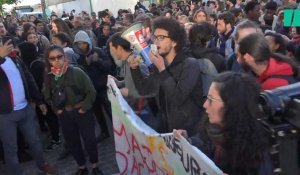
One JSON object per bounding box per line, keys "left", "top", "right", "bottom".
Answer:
{"left": 0, "top": 105, "right": 45, "bottom": 175}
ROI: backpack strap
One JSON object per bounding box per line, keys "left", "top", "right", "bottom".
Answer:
{"left": 262, "top": 75, "right": 298, "bottom": 84}
{"left": 65, "top": 66, "right": 84, "bottom": 96}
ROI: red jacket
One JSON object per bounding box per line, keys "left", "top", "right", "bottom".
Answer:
{"left": 257, "top": 58, "right": 294, "bottom": 90}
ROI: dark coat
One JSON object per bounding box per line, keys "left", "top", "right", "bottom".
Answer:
{"left": 189, "top": 120, "right": 273, "bottom": 175}
{"left": 131, "top": 53, "right": 203, "bottom": 135}
{"left": 189, "top": 47, "right": 226, "bottom": 73}
{"left": 0, "top": 57, "right": 43, "bottom": 114}
{"left": 73, "top": 30, "right": 113, "bottom": 98}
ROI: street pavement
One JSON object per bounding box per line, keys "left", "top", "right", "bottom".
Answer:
{"left": 0, "top": 118, "right": 119, "bottom": 175}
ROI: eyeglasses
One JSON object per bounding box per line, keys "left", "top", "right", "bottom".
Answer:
{"left": 48, "top": 54, "right": 64, "bottom": 62}
{"left": 206, "top": 95, "right": 223, "bottom": 104}
{"left": 151, "top": 35, "right": 170, "bottom": 42}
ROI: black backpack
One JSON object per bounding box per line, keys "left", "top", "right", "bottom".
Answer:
{"left": 196, "top": 58, "right": 218, "bottom": 97}
{"left": 50, "top": 66, "right": 83, "bottom": 109}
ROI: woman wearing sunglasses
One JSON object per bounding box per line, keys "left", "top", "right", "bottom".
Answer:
{"left": 174, "top": 72, "right": 273, "bottom": 175}
{"left": 42, "top": 45, "right": 103, "bottom": 175}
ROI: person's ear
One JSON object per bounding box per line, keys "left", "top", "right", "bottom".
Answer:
{"left": 63, "top": 42, "right": 67, "bottom": 48}
{"left": 244, "top": 53, "right": 254, "bottom": 63}
{"left": 274, "top": 43, "right": 279, "bottom": 50}
{"left": 172, "top": 41, "right": 177, "bottom": 48}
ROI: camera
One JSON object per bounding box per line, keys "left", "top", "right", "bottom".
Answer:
{"left": 259, "top": 82, "right": 300, "bottom": 128}
{"left": 259, "top": 82, "right": 300, "bottom": 175}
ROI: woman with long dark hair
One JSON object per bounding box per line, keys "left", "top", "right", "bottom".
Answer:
{"left": 174, "top": 72, "right": 273, "bottom": 175}
{"left": 51, "top": 18, "right": 73, "bottom": 38}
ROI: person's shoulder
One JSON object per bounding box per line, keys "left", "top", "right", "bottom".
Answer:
{"left": 68, "top": 65, "right": 85, "bottom": 75}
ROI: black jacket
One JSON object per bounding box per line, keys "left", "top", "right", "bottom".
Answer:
{"left": 73, "top": 30, "right": 113, "bottom": 98}
{"left": 131, "top": 53, "right": 203, "bottom": 135}
{"left": 189, "top": 47, "right": 226, "bottom": 73}
{"left": 0, "top": 57, "right": 43, "bottom": 114}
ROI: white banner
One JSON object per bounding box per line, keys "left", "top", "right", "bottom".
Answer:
{"left": 107, "top": 76, "right": 223, "bottom": 175}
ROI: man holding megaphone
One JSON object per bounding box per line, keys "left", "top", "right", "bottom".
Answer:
{"left": 129, "top": 17, "right": 204, "bottom": 136}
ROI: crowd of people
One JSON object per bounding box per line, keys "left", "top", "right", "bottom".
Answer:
{"left": 0, "top": 0, "right": 300, "bottom": 174}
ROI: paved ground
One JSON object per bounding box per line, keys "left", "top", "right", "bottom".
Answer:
{"left": 0, "top": 117, "right": 119, "bottom": 175}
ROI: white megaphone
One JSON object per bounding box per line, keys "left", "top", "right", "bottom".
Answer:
{"left": 121, "top": 22, "right": 152, "bottom": 67}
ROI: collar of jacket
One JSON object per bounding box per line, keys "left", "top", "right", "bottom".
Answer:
{"left": 221, "top": 27, "right": 235, "bottom": 40}
{"left": 166, "top": 52, "right": 188, "bottom": 69}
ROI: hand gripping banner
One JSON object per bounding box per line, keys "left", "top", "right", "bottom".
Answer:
{"left": 107, "top": 76, "right": 223, "bottom": 175}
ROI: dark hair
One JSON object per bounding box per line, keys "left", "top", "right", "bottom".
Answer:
{"left": 29, "top": 15, "right": 37, "bottom": 20}
{"left": 234, "top": 20, "right": 260, "bottom": 41}
{"left": 189, "top": 22, "right": 214, "bottom": 48}
{"left": 98, "top": 10, "right": 110, "bottom": 19}
{"left": 229, "top": 8, "right": 243, "bottom": 18}
{"left": 193, "top": 9, "right": 207, "bottom": 21}
{"left": 238, "top": 33, "right": 271, "bottom": 63}
{"left": 25, "top": 31, "right": 38, "bottom": 41}
{"left": 18, "top": 42, "right": 38, "bottom": 67}
{"left": 239, "top": 33, "right": 298, "bottom": 74}
{"left": 44, "top": 45, "right": 65, "bottom": 72}
{"left": 209, "top": 13, "right": 217, "bottom": 21}
{"left": 265, "top": 32, "right": 286, "bottom": 55}
{"left": 207, "top": 0, "right": 216, "bottom": 6}
{"left": 107, "top": 32, "right": 131, "bottom": 52}
{"left": 265, "top": 1, "right": 277, "bottom": 11}
{"left": 244, "top": 1, "right": 259, "bottom": 15}
{"left": 211, "top": 72, "right": 268, "bottom": 174}
{"left": 22, "top": 23, "right": 36, "bottom": 40}
{"left": 217, "top": 11, "right": 235, "bottom": 27}
{"left": 134, "top": 14, "right": 152, "bottom": 30}
{"left": 33, "top": 19, "right": 43, "bottom": 25}
{"left": 163, "top": 9, "right": 173, "bottom": 16}
{"left": 123, "top": 13, "right": 134, "bottom": 24}
{"left": 52, "top": 18, "right": 73, "bottom": 38}
{"left": 52, "top": 32, "right": 72, "bottom": 47}
{"left": 295, "top": 27, "right": 300, "bottom": 35}
{"left": 152, "top": 16, "right": 186, "bottom": 52}
{"left": 50, "top": 14, "right": 58, "bottom": 20}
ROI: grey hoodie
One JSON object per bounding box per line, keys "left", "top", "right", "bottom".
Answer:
{"left": 73, "top": 30, "right": 93, "bottom": 55}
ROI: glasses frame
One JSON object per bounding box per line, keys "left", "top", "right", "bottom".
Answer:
{"left": 151, "top": 35, "right": 170, "bottom": 42}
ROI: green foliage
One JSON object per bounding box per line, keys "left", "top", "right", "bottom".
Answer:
{"left": 0, "top": 0, "right": 18, "bottom": 14}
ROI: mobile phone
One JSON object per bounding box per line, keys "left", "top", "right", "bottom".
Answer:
{"left": 1, "top": 36, "right": 14, "bottom": 46}
{"left": 150, "top": 44, "right": 158, "bottom": 55}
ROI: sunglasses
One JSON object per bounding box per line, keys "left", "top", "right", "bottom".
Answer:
{"left": 48, "top": 54, "right": 64, "bottom": 61}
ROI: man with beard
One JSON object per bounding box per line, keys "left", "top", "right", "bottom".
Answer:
{"left": 129, "top": 17, "right": 203, "bottom": 135}
{"left": 236, "top": 33, "right": 298, "bottom": 90}
{"left": 215, "top": 11, "right": 235, "bottom": 60}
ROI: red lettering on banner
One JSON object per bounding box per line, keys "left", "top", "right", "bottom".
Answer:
{"left": 114, "top": 123, "right": 170, "bottom": 175}
{"left": 116, "top": 151, "right": 128, "bottom": 175}
{"left": 114, "top": 124, "right": 131, "bottom": 154}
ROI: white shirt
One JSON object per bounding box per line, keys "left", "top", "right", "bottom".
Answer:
{"left": 0, "top": 57, "right": 28, "bottom": 110}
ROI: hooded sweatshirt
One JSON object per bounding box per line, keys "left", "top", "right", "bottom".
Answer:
{"left": 257, "top": 58, "right": 295, "bottom": 90}
{"left": 73, "top": 30, "right": 113, "bottom": 96}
